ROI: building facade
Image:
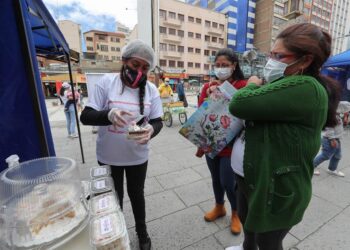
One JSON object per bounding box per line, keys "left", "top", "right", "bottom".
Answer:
{"left": 330, "top": 0, "right": 350, "bottom": 54}
{"left": 83, "top": 30, "right": 126, "bottom": 62}
{"left": 58, "top": 20, "right": 82, "bottom": 55}
{"left": 115, "top": 21, "right": 131, "bottom": 43}
{"left": 154, "top": 0, "right": 227, "bottom": 83}
{"left": 186, "top": 0, "right": 256, "bottom": 52}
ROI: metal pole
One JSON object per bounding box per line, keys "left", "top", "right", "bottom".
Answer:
{"left": 66, "top": 53, "right": 85, "bottom": 163}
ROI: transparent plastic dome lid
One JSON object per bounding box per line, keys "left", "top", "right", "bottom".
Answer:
{"left": 0, "top": 157, "right": 88, "bottom": 249}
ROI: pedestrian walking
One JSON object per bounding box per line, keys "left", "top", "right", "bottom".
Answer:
{"left": 80, "top": 39, "right": 163, "bottom": 250}
{"left": 314, "top": 101, "right": 350, "bottom": 177}
{"left": 226, "top": 23, "right": 341, "bottom": 250}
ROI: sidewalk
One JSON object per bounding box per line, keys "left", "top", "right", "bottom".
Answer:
{"left": 47, "top": 98, "right": 350, "bottom": 250}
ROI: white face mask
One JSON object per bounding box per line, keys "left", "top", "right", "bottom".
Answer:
{"left": 214, "top": 67, "right": 233, "bottom": 80}
{"left": 263, "top": 58, "right": 301, "bottom": 83}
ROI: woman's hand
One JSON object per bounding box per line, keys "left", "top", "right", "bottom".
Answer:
{"left": 108, "top": 108, "right": 133, "bottom": 128}
{"left": 247, "top": 76, "right": 264, "bottom": 86}
{"left": 206, "top": 81, "right": 220, "bottom": 95}
{"left": 134, "top": 124, "right": 154, "bottom": 145}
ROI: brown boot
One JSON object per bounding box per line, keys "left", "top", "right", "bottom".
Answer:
{"left": 231, "top": 210, "right": 241, "bottom": 235}
{"left": 204, "top": 204, "right": 226, "bottom": 222}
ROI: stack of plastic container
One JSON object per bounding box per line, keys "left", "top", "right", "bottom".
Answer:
{"left": 89, "top": 166, "right": 130, "bottom": 250}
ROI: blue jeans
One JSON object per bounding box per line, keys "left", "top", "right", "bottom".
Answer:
{"left": 205, "top": 155, "right": 237, "bottom": 210}
{"left": 313, "top": 137, "right": 342, "bottom": 171}
{"left": 64, "top": 104, "right": 76, "bottom": 135}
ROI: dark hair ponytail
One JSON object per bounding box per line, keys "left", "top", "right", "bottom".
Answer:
{"left": 277, "top": 23, "right": 341, "bottom": 128}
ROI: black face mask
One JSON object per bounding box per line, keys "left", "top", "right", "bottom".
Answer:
{"left": 123, "top": 65, "right": 147, "bottom": 88}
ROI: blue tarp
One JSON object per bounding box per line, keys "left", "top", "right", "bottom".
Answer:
{"left": 0, "top": 0, "right": 72, "bottom": 171}
{"left": 323, "top": 49, "right": 350, "bottom": 68}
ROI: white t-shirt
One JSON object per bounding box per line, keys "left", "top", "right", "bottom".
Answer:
{"left": 86, "top": 73, "right": 163, "bottom": 166}
{"left": 231, "top": 130, "right": 245, "bottom": 177}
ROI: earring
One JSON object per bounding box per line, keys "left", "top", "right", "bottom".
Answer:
{"left": 300, "top": 68, "right": 304, "bottom": 75}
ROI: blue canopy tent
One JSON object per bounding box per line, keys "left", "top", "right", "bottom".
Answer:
{"left": 0, "top": 0, "right": 84, "bottom": 171}
{"left": 322, "top": 49, "right": 350, "bottom": 101}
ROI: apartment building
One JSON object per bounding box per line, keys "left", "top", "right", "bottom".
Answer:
{"left": 83, "top": 30, "right": 126, "bottom": 61}
{"left": 187, "top": 0, "right": 257, "bottom": 52}
{"left": 115, "top": 21, "right": 131, "bottom": 43}
{"left": 330, "top": 0, "right": 350, "bottom": 54}
{"left": 58, "top": 20, "right": 82, "bottom": 55}
{"left": 154, "top": 0, "right": 227, "bottom": 82}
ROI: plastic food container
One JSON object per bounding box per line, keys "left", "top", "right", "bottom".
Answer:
{"left": 90, "top": 211, "right": 130, "bottom": 250}
{"left": 90, "top": 166, "right": 111, "bottom": 179}
{"left": 90, "top": 192, "right": 120, "bottom": 215}
{"left": 90, "top": 177, "right": 115, "bottom": 197}
{"left": 0, "top": 157, "right": 89, "bottom": 249}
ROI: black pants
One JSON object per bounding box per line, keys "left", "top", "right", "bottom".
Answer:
{"left": 235, "top": 174, "right": 290, "bottom": 250}
{"left": 100, "top": 161, "right": 148, "bottom": 236}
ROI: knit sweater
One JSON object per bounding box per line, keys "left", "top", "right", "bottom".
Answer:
{"left": 229, "top": 75, "right": 328, "bottom": 233}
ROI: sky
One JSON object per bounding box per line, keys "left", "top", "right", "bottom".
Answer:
{"left": 43, "top": 0, "right": 138, "bottom": 32}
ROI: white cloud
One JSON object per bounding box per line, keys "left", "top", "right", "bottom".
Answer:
{"left": 43, "top": 0, "right": 138, "bottom": 29}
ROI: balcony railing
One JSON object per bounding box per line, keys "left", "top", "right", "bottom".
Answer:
{"left": 160, "top": 51, "right": 182, "bottom": 58}
{"left": 163, "top": 17, "right": 183, "bottom": 27}
{"left": 160, "top": 34, "right": 183, "bottom": 43}
{"left": 207, "top": 27, "right": 224, "bottom": 36}
{"left": 207, "top": 41, "right": 222, "bottom": 49}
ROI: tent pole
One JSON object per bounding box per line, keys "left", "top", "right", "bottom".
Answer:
{"left": 14, "top": 0, "right": 50, "bottom": 157}
{"left": 66, "top": 52, "right": 85, "bottom": 163}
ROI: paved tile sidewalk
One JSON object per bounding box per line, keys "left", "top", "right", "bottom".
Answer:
{"left": 48, "top": 96, "right": 350, "bottom": 250}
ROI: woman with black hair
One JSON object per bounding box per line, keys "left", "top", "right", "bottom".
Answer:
{"left": 80, "top": 40, "right": 163, "bottom": 250}
{"left": 198, "top": 48, "right": 247, "bottom": 235}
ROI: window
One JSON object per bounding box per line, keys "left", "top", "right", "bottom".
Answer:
{"left": 100, "top": 45, "right": 108, "bottom": 51}
{"left": 204, "top": 64, "right": 210, "bottom": 70}
{"left": 112, "top": 56, "right": 116, "bottom": 60}
{"left": 116, "top": 56, "right": 120, "bottom": 61}
{"left": 188, "top": 62, "right": 193, "bottom": 67}
{"left": 116, "top": 47, "right": 120, "bottom": 52}
{"left": 188, "top": 16, "right": 194, "bottom": 22}
{"left": 195, "top": 33, "right": 201, "bottom": 39}
{"left": 160, "top": 9, "right": 166, "bottom": 18}
{"left": 104, "top": 55, "right": 109, "bottom": 60}
{"left": 97, "top": 55, "right": 103, "bottom": 60}
{"left": 178, "top": 46, "right": 184, "bottom": 53}
{"left": 195, "top": 63, "right": 201, "bottom": 68}
{"left": 86, "top": 37, "right": 93, "bottom": 41}
{"left": 160, "top": 43, "right": 167, "bottom": 51}
{"left": 169, "top": 44, "right": 176, "bottom": 51}
{"left": 87, "top": 46, "right": 93, "bottom": 51}
{"left": 205, "top": 35, "right": 210, "bottom": 42}
{"left": 212, "top": 37, "right": 217, "bottom": 43}
{"left": 160, "top": 59, "right": 167, "bottom": 67}
{"left": 188, "top": 47, "right": 194, "bottom": 53}
{"left": 204, "top": 50, "right": 209, "bottom": 56}
{"left": 212, "top": 22, "right": 218, "bottom": 28}
{"left": 219, "top": 38, "right": 224, "bottom": 44}
{"left": 169, "top": 60, "right": 176, "bottom": 67}
{"left": 111, "top": 47, "right": 115, "bottom": 51}
{"left": 169, "top": 11, "right": 176, "bottom": 19}
{"left": 219, "top": 24, "right": 224, "bottom": 30}
{"left": 188, "top": 32, "right": 194, "bottom": 38}
{"left": 169, "top": 28, "right": 176, "bottom": 35}
{"left": 177, "top": 61, "right": 184, "bottom": 68}
{"left": 205, "top": 20, "right": 211, "bottom": 27}
{"left": 178, "top": 14, "right": 184, "bottom": 21}
{"left": 196, "top": 18, "right": 201, "bottom": 24}
{"left": 178, "top": 30, "right": 184, "bottom": 37}
{"left": 110, "top": 37, "right": 114, "bottom": 42}
{"left": 98, "top": 35, "right": 106, "bottom": 40}
{"left": 160, "top": 26, "right": 167, "bottom": 34}
{"left": 211, "top": 50, "right": 216, "bottom": 56}
{"left": 96, "top": 44, "right": 100, "bottom": 50}
{"left": 115, "top": 37, "right": 120, "bottom": 43}
{"left": 195, "top": 48, "right": 201, "bottom": 54}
